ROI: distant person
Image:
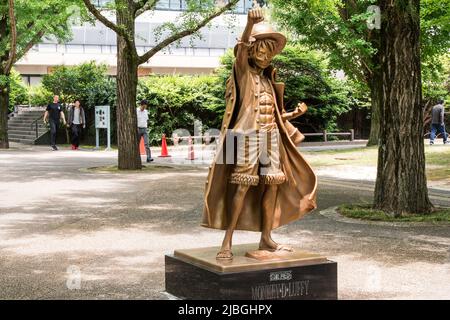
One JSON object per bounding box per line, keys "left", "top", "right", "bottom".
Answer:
{"left": 68, "top": 99, "right": 86, "bottom": 150}
{"left": 137, "top": 100, "right": 153, "bottom": 163}
{"left": 44, "top": 95, "right": 66, "bottom": 151}
{"left": 430, "top": 99, "right": 448, "bottom": 145}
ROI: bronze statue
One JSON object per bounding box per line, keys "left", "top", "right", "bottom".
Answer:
{"left": 202, "top": 5, "right": 317, "bottom": 260}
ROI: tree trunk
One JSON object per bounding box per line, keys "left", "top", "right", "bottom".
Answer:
{"left": 0, "top": 14, "right": 10, "bottom": 149}
{"left": 116, "top": 8, "right": 141, "bottom": 170}
{"left": 367, "top": 66, "right": 382, "bottom": 146}
{"left": 0, "top": 81, "right": 10, "bottom": 149}
{"left": 374, "top": 0, "right": 432, "bottom": 215}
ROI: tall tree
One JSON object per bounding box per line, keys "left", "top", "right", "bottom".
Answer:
{"left": 0, "top": 0, "right": 17, "bottom": 149}
{"left": 0, "top": 0, "right": 83, "bottom": 148}
{"left": 82, "top": 0, "right": 240, "bottom": 170}
{"left": 271, "top": 0, "right": 382, "bottom": 145}
{"left": 374, "top": 0, "right": 432, "bottom": 215}
{"left": 271, "top": 0, "right": 450, "bottom": 146}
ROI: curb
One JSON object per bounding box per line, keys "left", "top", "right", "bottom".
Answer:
{"left": 319, "top": 206, "right": 450, "bottom": 228}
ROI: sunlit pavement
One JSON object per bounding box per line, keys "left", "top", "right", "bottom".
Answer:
{"left": 0, "top": 144, "right": 449, "bottom": 299}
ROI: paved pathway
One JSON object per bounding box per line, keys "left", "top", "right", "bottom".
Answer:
{"left": 0, "top": 145, "right": 449, "bottom": 299}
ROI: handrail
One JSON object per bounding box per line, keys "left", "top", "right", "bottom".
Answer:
{"left": 30, "top": 114, "right": 45, "bottom": 139}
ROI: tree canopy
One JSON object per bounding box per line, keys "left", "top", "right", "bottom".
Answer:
{"left": 270, "top": 0, "right": 450, "bottom": 83}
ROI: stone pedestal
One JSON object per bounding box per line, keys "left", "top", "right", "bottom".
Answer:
{"left": 165, "top": 244, "right": 337, "bottom": 300}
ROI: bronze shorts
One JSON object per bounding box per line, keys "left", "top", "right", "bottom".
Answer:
{"left": 230, "top": 125, "right": 286, "bottom": 186}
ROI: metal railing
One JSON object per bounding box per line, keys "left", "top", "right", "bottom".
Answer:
{"left": 172, "top": 129, "right": 356, "bottom": 145}
{"left": 30, "top": 115, "right": 45, "bottom": 140}
{"left": 303, "top": 129, "right": 355, "bottom": 142}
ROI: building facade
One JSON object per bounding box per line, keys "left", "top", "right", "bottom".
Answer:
{"left": 16, "top": 0, "right": 255, "bottom": 85}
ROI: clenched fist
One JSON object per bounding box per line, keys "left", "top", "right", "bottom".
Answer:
{"left": 247, "top": 6, "right": 264, "bottom": 25}
{"left": 296, "top": 102, "right": 308, "bottom": 115}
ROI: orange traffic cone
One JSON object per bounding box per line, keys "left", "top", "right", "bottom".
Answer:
{"left": 139, "top": 137, "right": 146, "bottom": 155}
{"left": 158, "top": 134, "right": 171, "bottom": 157}
{"left": 186, "top": 136, "right": 197, "bottom": 160}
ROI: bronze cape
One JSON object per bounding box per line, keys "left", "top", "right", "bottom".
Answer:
{"left": 202, "top": 64, "right": 317, "bottom": 232}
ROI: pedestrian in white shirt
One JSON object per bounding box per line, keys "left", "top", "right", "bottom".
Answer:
{"left": 137, "top": 100, "right": 153, "bottom": 162}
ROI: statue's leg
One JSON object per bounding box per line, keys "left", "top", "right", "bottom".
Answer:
{"left": 259, "top": 184, "right": 279, "bottom": 250}
{"left": 259, "top": 184, "right": 293, "bottom": 252}
{"left": 217, "top": 184, "right": 250, "bottom": 260}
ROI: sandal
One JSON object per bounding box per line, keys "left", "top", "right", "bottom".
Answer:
{"left": 216, "top": 249, "right": 233, "bottom": 260}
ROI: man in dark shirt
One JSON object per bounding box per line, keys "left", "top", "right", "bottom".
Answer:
{"left": 44, "top": 95, "right": 67, "bottom": 151}
{"left": 430, "top": 99, "right": 448, "bottom": 145}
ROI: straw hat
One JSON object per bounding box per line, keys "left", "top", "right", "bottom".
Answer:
{"left": 234, "top": 23, "right": 287, "bottom": 57}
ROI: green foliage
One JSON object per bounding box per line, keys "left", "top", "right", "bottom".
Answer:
{"left": 9, "top": 69, "right": 27, "bottom": 110}
{"left": 0, "top": 0, "right": 87, "bottom": 66}
{"left": 339, "top": 204, "right": 450, "bottom": 222}
{"left": 270, "top": 0, "right": 450, "bottom": 88}
{"left": 271, "top": 0, "right": 378, "bottom": 84}
{"left": 422, "top": 53, "right": 450, "bottom": 103}
{"left": 137, "top": 74, "right": 224, "bottom": 144}
{"left": 421, "top": 0, "right": 450, "bottom": 62}
{"left": 28, "top": 85, "right": 54, "bottom": 107}
{"left": 41, "top": 61, "right": 114, "bottom": 107}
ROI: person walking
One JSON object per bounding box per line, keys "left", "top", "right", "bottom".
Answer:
{"left": 137, "top": 100, "right": 153, "bottom": 162}
{"left": 430, "top": 99, "right": 448, "bottom": 145}
{"left": 68, "top": 99, "right": 86, "bottom": 150}
{"left": 43, "top": 95, "right": 66, "bottom": 151}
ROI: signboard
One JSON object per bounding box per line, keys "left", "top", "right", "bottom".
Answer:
{"left": 95, "top": 105, "right": 111, "bottom": 150}
{"left": 95, "top": 105, "right": 110, "bottom": 129}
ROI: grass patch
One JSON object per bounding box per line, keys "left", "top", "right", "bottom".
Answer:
{"left": 338, "top": 204, "right": 450, "bottom": 223}
{"left": 303, "top": 147, "right": 378, "bottom": 167}
{"left": 427, "top": 167, "right": 450, "bottom": 181}
{"left": 302, "top": 144, "right": 450, "bottom": 182}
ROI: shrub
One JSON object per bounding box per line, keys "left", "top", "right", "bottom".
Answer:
{"left": 137, "top": 74, "right": 223, "bottom": 144}
{"left": 9, "top": 69, "right": 28, "bottom": 111}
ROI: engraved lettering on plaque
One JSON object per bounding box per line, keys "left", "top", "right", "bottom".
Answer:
{"left": 270, "top": 270, "right": 292, "bottom": 282}
{"left": 251, "top": 280, "right": 310, "bottom": 300}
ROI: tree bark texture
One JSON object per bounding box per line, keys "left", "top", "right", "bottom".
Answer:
{"left": 116, "top": 6, "right": 141, "bottom": 170}
{"left": 374, "top": 0, "right": 432, "bottom": 215}
{"left": 0, "top": 80, "right": 9, "bottom": 149}
{"left": 367, "top": 65, "right": 382, "bottom": 146}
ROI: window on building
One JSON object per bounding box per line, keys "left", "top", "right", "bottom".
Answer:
{"left": 84, "top": 45, "right": 102, "bottom": 54}
{"left": 66, "top": 45, "right": 84, "bottom": 53}
{"left": 29, "top": 76, "right": 43, "bottom": 86}
{"left": 92, "top": 0, "right": 112, "bottom": 7}
{"left": 209, "top": 48, "right": 225, "bottom": 56}
{"left": 194, "top": 48, "right": 209, "bottom": 56}
{"left": 22, "top": 75, "right": 43, "bottom": 86}
{"left": 153, "top": 0, "right": 256, "bottom": 13}
{"left": 92, "top": 0, "right": 257, "bottom": 13}
{"left": 176, "top": 47, "right": 188, "bottom": 55}
{"left": 157, "top": 0, "right": 170, "bottom": 9}
{"left": 39, "top": 44, "right": 57, "bottom": 53}
{"left": 101, "top": 45, "right": 111, "bottom": 54}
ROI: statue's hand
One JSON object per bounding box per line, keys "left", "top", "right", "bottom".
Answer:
{"left": 247, "top": 6, "right": 264, "bottom": 25}
{"left": 283, "top": 102, "right": 308, "bottom": 121}
{"left": 294, "top": 102, "right": 308, "bottom": 116}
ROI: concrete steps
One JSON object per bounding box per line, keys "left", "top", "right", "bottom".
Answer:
{"left": 7, "top": 108, "right": 48, "bottom": 145}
